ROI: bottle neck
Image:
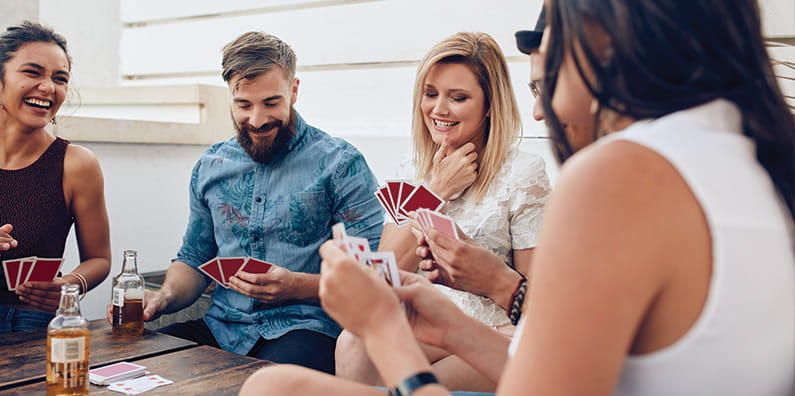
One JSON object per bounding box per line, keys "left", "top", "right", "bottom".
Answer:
{"left": 57, "top": 284, "right": 82, "bottom": 316}
{"left": 121, "top": 250, "right": 139, "bottom": 274}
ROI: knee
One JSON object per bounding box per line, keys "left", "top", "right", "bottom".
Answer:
{"left": 239, "top": 364, "right": 308, "bottom": 396}
{"left": 335, "top": 330, "right": 366, "bottom": 370}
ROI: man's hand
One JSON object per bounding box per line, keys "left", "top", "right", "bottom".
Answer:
{"left": 106, "top": 289, "right": 170, "bottom": 325}
{"left": 228, "top": 264, "right": 299, "bottom": 304}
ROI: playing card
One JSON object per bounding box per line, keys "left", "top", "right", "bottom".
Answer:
{"left": 89, "top": 361, "right": 147, "bottom": 385}
{"left": 17, "top": 257, "right": 36, "bottom": 287}
{"left": 218, "top": 257, "right": 247, "bottom": 284}
{"left": 2, "top": 259, "right": 22, "bottom": 291}
{"left": 197, "top": 258, "right": 226, "bottom": 288}
{"left": 425, "top": 210, "right": 460, "bottom": 240}
{"left": 400, "top": 184, "right": 445, "bottom": 216}
{"left": 108, "top": 374, "right": 173, "bottom": 394}
{"left": 366, "top": 252, "right": 401, "bottom": 288}
{"left": 375, "top": 189, "right": 401, "bottom": 225}
{"left": 331, "top": 222, "right": 348, "bottom": 248}
{"left": 238, "top": 258, "right": 273, "bottom": 275}
{"left": 346, "top": 236, "right": 372, "bottom": 265}
{"left": 385, "top": 181, "right": 403, "bottom": 214}
{"left": 24, "top": 257, "right": 63, "bottom": 283}
{"left": 415, "top": 209, "right": 433, "bottom": 231}
{"left": 395, "top": 182, "right": 418, "bottom": 218}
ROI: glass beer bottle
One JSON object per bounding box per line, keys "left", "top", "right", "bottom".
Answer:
{"left": 111, "top": 249, "right": 145, "bottom": 337}
{"left": 47, "top": 284, "right": 90, "bottom": 396}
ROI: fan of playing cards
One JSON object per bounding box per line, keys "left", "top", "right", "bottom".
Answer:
{"left": 2, "top": 256, "right": 64, "bottom": 291}
{"left": 198, "top": 257, "right": 274, "bottom": 288}
{"left": 331, "top": 223, "right": 401, "bottom": 288}
{"left": 374, "top": 181, "right": 446, "bottom": 226}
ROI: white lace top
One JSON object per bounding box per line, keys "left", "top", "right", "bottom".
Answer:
{"left": 396, "top": 146, "right": 551, "bottom": 327}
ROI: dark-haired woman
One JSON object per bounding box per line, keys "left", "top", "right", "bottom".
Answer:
{"left": 239, "top": 0, "right": 795, "bottom": 395}
{"left": 0, "top": 21, "right": 110, "bottom": 332}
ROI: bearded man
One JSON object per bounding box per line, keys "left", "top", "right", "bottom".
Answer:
{"left": 133, "top": 32, "right": 383, "bottom": 373}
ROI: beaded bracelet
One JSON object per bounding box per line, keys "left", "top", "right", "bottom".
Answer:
{"left": 507, "top": 274, "right": 528, "bottom": 326}
{"left": 388, "top": 372, "right": 439, "bottom": 396}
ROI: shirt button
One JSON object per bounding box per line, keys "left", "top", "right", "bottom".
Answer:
{"left": 255, "top": 197, "right": 262, "bottom": 203}
{"left": 253, "top": 236, "right": 260, "bottom": 242}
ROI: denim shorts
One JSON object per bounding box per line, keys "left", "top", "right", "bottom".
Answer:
{"left": 0, "top": 305, "right": 54, "bottom": 333}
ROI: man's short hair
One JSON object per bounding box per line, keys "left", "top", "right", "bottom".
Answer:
{"left": 221, "top": 32, "right": 297, "bottom": 88}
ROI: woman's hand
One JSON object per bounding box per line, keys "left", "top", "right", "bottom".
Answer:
{"left": 17, "top": 278, "right": 69, "bottom": 312}
{"left": 417, "top": 229, "right": 518, "bottom": 303}
{"left": 0, "top": 224, "right": 18, "bottom": 251}
{"left": 428, "top": 142, "right": 478, "bottom": 200}
{"left": 318, "top": 241, "right": 403, "bottom": 338}
{"left": 395, "top": 271, "right": 468, "bottom": 350}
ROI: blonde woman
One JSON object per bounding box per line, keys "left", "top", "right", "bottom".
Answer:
{"left": 335, "top": 31, "right": 550, "bottom": 392}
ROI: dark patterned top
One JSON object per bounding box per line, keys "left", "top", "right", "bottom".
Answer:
{"left": 0, "top": 137, "right": 73, "bottom": 304}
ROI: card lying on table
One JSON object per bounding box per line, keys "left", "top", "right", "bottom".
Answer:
{"left": 89, "top": 361, "right": 147, "bottom": 386}
{"left": 108, "top": 374, "right": 173, "bottom": 394}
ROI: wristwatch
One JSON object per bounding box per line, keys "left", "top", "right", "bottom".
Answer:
{"left": 388, "top": 372, "right": 439, "bottom": 396}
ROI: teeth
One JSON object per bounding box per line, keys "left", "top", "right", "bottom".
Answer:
{"left": 433, "top": 119, "right": 458, "bottom": 128}
{"left": 24, "top": 98, "right": 51, "bottom": 108}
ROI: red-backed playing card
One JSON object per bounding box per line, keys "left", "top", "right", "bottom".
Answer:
{"left": 218, "top": 257, "right": 247, "bottom": 284}
{"left": 18, "top": 257, "right": 36, "bottom": 286}
{"left": 25, "top": 258, "right": 63, "bottom": 283}
{"left": 400, "top": 184, "right": 445, "bottom": 215}
{"left": 426, "top": 210, "right": 460, "bottom": 240}
{"left": 198, "top": 258, "right": 226, "bottom": 288}
{"left": 238, "top": 258, "right": 273, "bottom": 275}
{"left": 375, "top": 189, "right": 400, "bottom": 225}
{"left": 2, "top": 259, "right": 22, "bottom": 291}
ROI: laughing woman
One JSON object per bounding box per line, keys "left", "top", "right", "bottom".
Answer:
{"left": 0, "top": 21, "right": 110, "bottom": 331}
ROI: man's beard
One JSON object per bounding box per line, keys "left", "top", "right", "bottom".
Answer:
{"left": 235, "top": 110, "right": 296, "bottom": 164}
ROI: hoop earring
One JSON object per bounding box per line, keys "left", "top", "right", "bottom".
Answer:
{"left": 50, "top": 117, "right": 57, "bottom": 125}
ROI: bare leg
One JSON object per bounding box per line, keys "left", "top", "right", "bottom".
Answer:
{"left": 239, "top": 364, "right": 387, "bottom": 396}
{"left": 335, "top": 329, "right": 385, "bottom": 385}
{"left": 335, "top": 330, "right": 492, "bottom": 391}
{"left": 432, "top": 354, "right": 497, "bottom": 392}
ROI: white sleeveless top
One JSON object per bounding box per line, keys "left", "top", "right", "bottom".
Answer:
{"left": 396, "top": 147, "right": 551, "bottom": 327}
{"left": 510, "top": 99, "right": 795, "bottom": 395}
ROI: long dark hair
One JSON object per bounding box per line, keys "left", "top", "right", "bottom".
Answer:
{"left": 0, "top": 21, "right": 70, "bottom": 80}
{"left": 542, "top": 0, "right": 795, "bottom": 221}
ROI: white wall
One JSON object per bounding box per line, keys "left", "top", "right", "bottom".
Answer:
{"left": 4, "top": 0, "right": 792, "bottom": 319}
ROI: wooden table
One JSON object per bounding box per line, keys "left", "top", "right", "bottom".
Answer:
{"left": 0, "top": 319, "right": 197, "bottom": 390}
{"left": 4, "top": 346, "right": 272, "bottom": 395}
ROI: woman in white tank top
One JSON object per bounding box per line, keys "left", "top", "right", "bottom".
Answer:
{"left": 238, "top": 1, "right": 795, "bottom": 395}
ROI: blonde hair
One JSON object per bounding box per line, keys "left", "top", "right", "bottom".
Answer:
{"left": 411, "top": 32, "right": 522, "bottom": 203}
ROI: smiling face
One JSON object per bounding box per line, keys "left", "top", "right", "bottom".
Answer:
{"left": 230, "top": 67, "right": 299, "bottom": 162}
{"left": 420, "top": 62, "right": 488, "bottom": 149}
{"left": 0, "top": 41, "right": 70, "bottom": 131}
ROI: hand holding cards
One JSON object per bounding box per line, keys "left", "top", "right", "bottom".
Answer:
{"left": 332, "top": 223, "right": 401, "bottom": 288}
{"left": 198, "top": 257, "right": 273, "bottom": 288}
{"left": 374, "top": 181, "right": 445, "bottom": 226}
{"left": 415, "top": 208, "right": 460, "bottom": 240}
{"left": 2, "top": 256, "right": 64, "bottom": 291}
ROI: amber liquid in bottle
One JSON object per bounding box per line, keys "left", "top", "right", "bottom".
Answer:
{"left": 46, "top": 285, "right": 90, "bottom": 396}
{"left": 112, "top": 299, "right": 143, "bottom": 337}
{"left": 112, "top": 250, "right": 145, "bottom": 337}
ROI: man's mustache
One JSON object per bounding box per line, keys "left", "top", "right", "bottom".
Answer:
{"left": 241, "top": 120, "right": 283, "bottom": 133}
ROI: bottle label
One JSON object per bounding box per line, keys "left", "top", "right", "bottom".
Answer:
{"left": 50, "top": 336, "right": 85, "bottom": 363}
{"left": 112, "top": 287, "right": 124, "bottom": 307}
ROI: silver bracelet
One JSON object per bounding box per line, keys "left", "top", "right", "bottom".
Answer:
{"left": 64, "top": 272, "right": 88, "bottom": 300}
